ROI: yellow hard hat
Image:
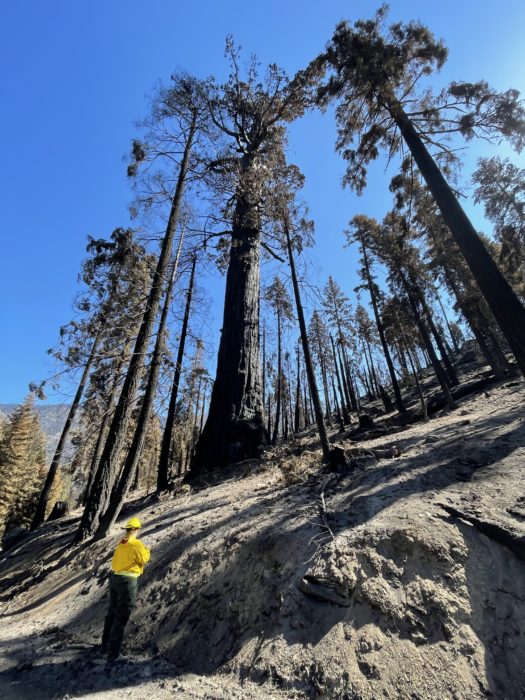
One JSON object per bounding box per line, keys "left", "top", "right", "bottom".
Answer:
{"left": 124, "top": 517, "right": 142, "bottom": 530}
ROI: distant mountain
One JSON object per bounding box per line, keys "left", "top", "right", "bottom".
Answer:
{"left": 0, "top": 403, "right": 72, "bottom": 462}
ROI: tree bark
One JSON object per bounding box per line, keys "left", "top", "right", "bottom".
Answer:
{"left": 331, "top": 375, "right": 345, "bottom": 432}
{"left": 93, "top": 255, "right": 181, "bottom": 540}
{"left": 32, "top": 326, "right": 103, "bottom": 529}
{"left": 157, "top": 254, "right": 197, "bottom": 490}
{"left": 294, "top": 344, "right": 305, "bottom": 431}
{"left": 285, "top": 223, "right": 330, "bottom": 459}
{"left": 81, "top": 338, "right": 133, "bottom": 507}
{"left": 393, "top": 104, "right": 525, "bottom": 376}
{"left": 444, "top": 269, "right": 509, "bottom": 378}
{"left": 191, "top": 187, "right": 266, "bottom": 476}
{"left": 436, "top": 292, "right": 460, "bottom": 354}
{"left": 74, "top": 111, "right": 197, "bottom": 543}
{"left": 401, "top": 271, "right": 456, "bottom": 409}
{"left": 331, "top": 335, "right": 350, "bottom": 424}
{"left": 417, "top": 287, "right": 459, "bottom": 386}
{"left": 272, "top": 309, "right": 282, "bottom": 446}
{"left": 361, "top": 240, "right": 406, "bottom": 412}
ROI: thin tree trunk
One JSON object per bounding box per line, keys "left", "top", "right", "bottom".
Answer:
{"left": 157, "top": 254, "right": 197, "bottom": 490}
{"left": 406, "top": 345, "right": 428, "bottom": 421}
{"left": 93, "top": 255, "right": 180, "bottom": 540}
{"left": 262, "top": 324, "right": 266, "bottom": 416}
{"left": 284, "top": 223, "right": 330, "bottom": 459}
{"left": 336, "top": 342, "right": 353, "bottom": 412}
{"left": 272, "top": 309, "right": 282, "bottom": 446}
{"left": 417, "top": 288, "right": 459, "bottom": 386}
{"left": 436, "top": 292, "right": 460, "bottom": 354}
{"left": 75, "top": 113, "right": 196, "bottom": 543}
{"left": 32, "top": 327, "right": 103, "bottom": 528}
{"left": 393, "top": 104, "right": 525, "bottom": 375}
{"left": 81, "top": 338, "right": 133, "bottom": 507}
{"left": 401, "top": 272, "right": 456, "bottom": 409}
{"left": 331, "top": 375, "right": 344, "bottom": 432}
{"left": 363, "top": 372, "right": 373, "bottom": 402}
{"left": 343, "top": 348, "right": 359, "bottom": 412}
{"left": 361, "top": 240, "right": 406, "bottom": 412}
{"left": 303, "top": 380, "right": 310, "bottom": 426}
{"left": 199, "top": 387, "right": 207, "bottom": 435}
{"left": 294, "top": 344, "right": 304, "bottom": 431}
{"left": 365, "top": 339, "right": 381, "bottom": 395}
{"left": 331, "top": 335, "right": 350, "bottom": 424}
{"left": 444, "top": 269, "right": 509, "bottom": 378}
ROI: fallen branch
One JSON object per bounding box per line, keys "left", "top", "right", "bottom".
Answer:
{"left": 318, "top": 475, "right": 336, "bottom": 540}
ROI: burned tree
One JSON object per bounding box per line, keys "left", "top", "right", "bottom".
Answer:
{"left": 190, "top": 43, "right": 320, "bottom": 475}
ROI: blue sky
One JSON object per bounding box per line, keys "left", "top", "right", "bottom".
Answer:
{"left": 1, "top": 0, "right": 524, "bottom": 404}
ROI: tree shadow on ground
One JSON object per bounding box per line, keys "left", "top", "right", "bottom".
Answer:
{"left": 2, "top": 398, "right": 523, "bottom": 697}
{"left": 0, "top": 654, "right": 180, "bottom": 700}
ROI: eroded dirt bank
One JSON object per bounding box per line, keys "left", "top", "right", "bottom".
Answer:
{"left": 1, "top": 378, "right": 524, "bottom": 699}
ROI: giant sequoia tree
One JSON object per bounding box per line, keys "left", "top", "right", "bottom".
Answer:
{"left": 315, "top": 6, "right": 525, "bottom": 374}
{"left": 190, "top": 45, "right": 319, "bottom": 475}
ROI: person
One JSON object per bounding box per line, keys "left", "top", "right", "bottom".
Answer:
{"left": 101, "top": 517, "right": 150, "bottom": 662}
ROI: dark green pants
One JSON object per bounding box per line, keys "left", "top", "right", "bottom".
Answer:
{"left": 102, "top": 573, "right": 138, "bottom": 658}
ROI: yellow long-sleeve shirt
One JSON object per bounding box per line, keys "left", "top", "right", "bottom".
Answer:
{"left": 111, "top": 534, "right": 150, "bottom": 577}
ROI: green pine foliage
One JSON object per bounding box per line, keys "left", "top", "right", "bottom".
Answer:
{"left": 0, "top": 396, "right": 47, "bottom": 540}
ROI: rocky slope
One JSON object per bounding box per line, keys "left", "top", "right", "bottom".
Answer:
{"left": 0, "top": 377, "right": 524, "bottom": 699}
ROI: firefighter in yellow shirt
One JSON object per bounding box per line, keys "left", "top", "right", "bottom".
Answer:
{"left": 101, "top": 517, "right": 150, "bottom": 662}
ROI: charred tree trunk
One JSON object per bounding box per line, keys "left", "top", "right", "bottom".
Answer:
{"left": 272, "top": 309, "right": 282, "bottom": 446}
{"left": 81, "top": 335, "right": 135, "bottom": 507}
{"left": 417, "top": 287, "right": 459, "bottom": 386}
{"left": 191, "top": 191, "right": 266, "bottom": 476}
{"left": 361, "top": 241, "right": 406, "bottom": 412}
{"left": 303, "top": 380, "right": 310, "bottom": 426}
{"left": 364, "top": 339, "right": 381, "bottom": 396}
{"left": 362, "top": 346, "right": 376, "bottom": 400}
{"left": 436, "top": 293, "right": 460, "bottom": 354}
{"left": 262, "top": 324, "right": 266, "bottom": 417}
{"left": 393, "top": 104, "right": 525, "bottom": 376}
{"left": 75, "top": 113, "right": 196, "bottom": 543}
{"left": 284, "top": 218, "right": 330, "bottom": 459}
{"left": 294, "top": 344, "right": 305, "bottom": 431}
{"left": 331, "top": 335, "right": 350, "bottom": 424}
{"left": 94, "top": 255, "right": 180, "bottom": 540}
{"left": 32, "top": 326, "right": 103, "bottom": 528}
{"left": 406, "top": 344, "right": 428, "bottom": 421}
{"left": 342, "top": 347, "right": 359, "bottom": 413}
{"left": 401, "top": 272, "right": 456, "bottom": 409}
{"left": 336, "top": 342, "right": 353, "bottom": 413}
{"left": 157, "top": 254, "right": 197, "bottom": 490}
{"left": 200, "top": 387, "right": 207, "bottom": 435}
{"left": 444, "top": 270, "right": 509, "bottom": 378}
{"left": 331, "top": 375, "right": 344, "bottom": 432}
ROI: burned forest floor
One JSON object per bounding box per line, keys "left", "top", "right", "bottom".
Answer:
{"left": 1, "top": 362, "right": 525, "bottom": 699}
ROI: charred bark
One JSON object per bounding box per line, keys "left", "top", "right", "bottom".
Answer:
{"left": 191, "top": 188, "right": 266, "bottom": 476}
{"left": 157, "top": 254, "right": 197, "bottom": 490}
{"left": 393, "top": 105, "right": 525, "bottom": 376}
{"left": 74, "top": 111, "right": 197, "bottom": 543}
{"left": 32, "top": 326, "right": 103, "bottom": 529}
{"left": 285, "top": 222, "right": 330, "bottom": 459}
{"left": 93, "top": 256, "right": 180, "bottom": 540}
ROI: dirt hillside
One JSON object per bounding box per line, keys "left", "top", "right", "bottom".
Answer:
{"left": 1, "top": 376, "right": 524, "bottom": 699}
